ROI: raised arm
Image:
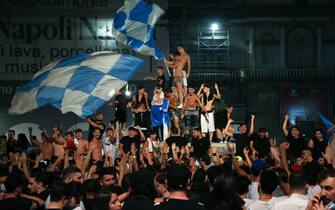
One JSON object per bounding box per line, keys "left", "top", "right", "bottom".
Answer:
{"left": 224, "top": 118, "right": 234, "bottom": 138}
{"left": 249, "top": 114, "right": 255, "bottom": 136}
{"left": 282, "top": 114, "right": 289, "bottom": 137}
{"left": 86, "top": 118, "right": 104, "bottom": 130}
{"left": 328, "top": 124, "right": 335, "bottom": 134}
{"left": 197, "top": 84, "right": 204, "bottom": 96}
{"left": 280, "top": 142, "right": 291, "bottom": 176}
{"left": 213, "top": 83, "right": 221, "bottom": 99}
{"left": 136, "top": 126, "right": 146, "bottom": 142}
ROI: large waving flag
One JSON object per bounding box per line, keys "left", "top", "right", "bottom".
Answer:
{"left": 9, "top": 52, "right": 144, "bottom": 118}
{"left": 112, "top": 0, "right": 164, "bottom": 60}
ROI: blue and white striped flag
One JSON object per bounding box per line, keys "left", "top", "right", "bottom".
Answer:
{"left": 112, "top": 0, "right": 164, "bottom": 60}
{"left": 9, "top": 52, "right": 144, "bottom": 118}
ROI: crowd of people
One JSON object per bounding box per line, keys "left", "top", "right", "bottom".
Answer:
{"left": 1, "top": 46, "right": 335, "bottom": 210}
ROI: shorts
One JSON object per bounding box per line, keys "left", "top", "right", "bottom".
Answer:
{"left": 173, "top": 76, "right": 183, "bottom": 84}
{"left": 184, "top": 109, "right": 199, "bottom": 129}
{"left": 182, "top": 71, "right": 188, "bottom": 87}
{"left": 133, "top": 111, "right": 150, "bottom": 128}
{"left": 169, "top": 109, "right": 179, "bottom": 120}
{"left": 201, "top": 112, "right": 215, "bottom": 133}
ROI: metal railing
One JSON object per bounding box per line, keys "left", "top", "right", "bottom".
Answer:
{"left": 191, "top": 67, "right": 335, "bottom": 81}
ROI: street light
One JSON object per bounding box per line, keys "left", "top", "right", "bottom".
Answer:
{"left": 211, "top": 23, "right": 219, "bottom": 31}
{"left": 125, "top": 83, "right": 131, "bottom": 96}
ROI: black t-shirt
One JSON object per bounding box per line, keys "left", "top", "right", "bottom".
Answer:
{"left": 123, "top": 195, "right": 155, "bottom": 210}
{"left": 157, "top": 75, "right": 166, "bottom": 87}
{"left": 166, "top": 136, "right": 188, "bottom": 149}
{"left": 191, "top": 137, "right": 210, "bottom": 159}
{"left": 88, "top": 118, "right": 105, "bottom": 141}
{"left": 232, "top": 133, "right": 250, "bottom": 157}
{"left": 312, "top": 138, "right": 328, "bottom": 159}
{"left": 83, "top": 198, "right": 93, "bottom": 210}
{"left": 286, "top": 135, "right": 306, "bottom": 158}
{"left": 0, "top": 197, "right": 32, "bottom": 210}
{"left": 120, "top": 135, "right": 141, "bottom": 153}
{"left": 250, "top": 134, "right": 271, "bottom": 158}
{"left": 154, "top": 198, "right": 206, "bottom": 210}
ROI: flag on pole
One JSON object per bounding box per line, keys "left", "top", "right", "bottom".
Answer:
{"left": 317, "top": 112, "right": 335, "bottom": 137}
{"left": 9, "top": 51, "right": 144, "bottom": 118}
{"left": 317, "top": 112, "right": 334, "bottom": 130}
{"left": 112, "top": 0, "right": 164, "bottom": 60}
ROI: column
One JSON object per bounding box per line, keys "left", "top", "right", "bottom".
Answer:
{"left": 248, "top": 27, "right": 255, "bottom": 68}
{"left": 317, "top": 25, "right": 323, "bottom": 67}
{"left": 280, "top": 27, "right": 286, "bottom": 67}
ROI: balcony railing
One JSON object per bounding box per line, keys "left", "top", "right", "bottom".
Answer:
{"left": 191, "top": 67, "right": 335, "bottom": 81}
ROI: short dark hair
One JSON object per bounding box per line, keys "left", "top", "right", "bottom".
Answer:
{"left": 239, "top": 123, "right": 248, "bottom": 127}
{"left": 193, "top": 128, "right": 201, "bottom": 132}
{"left": 258, "top": 128, "right": 267, "bottom": 133}
{"left": 128, "top": 127, "right": 137, "bottom": 132}
{"left": 260, "top": 170, "right": 279, "bottom": 194}
{"left": 289, "top": 173, "right": 307, "bottom": 191}
{"left": 157, "top": 66, "right": 164, "bottom": 70}
{"left": 167, "top": 165, "right": 191, "bottom": 192}
{"left": 62, "top": 166, "right": 81, "bottom": 181}
{"left": 315, "top": 129, "right": 324, "bottom": 135}
{"left": 138, "top": 86, "right": 145, "bottom": 90}
{"left": 319, "top": 168, "right": 335, "bottom": 183}
{"left": 200, "top": 154, "right": 211, "bottom": 166}
{"left": 236, "top": 175, "right": 251, "bottom": 195}
{"left": 50, "top": 181, "right": 66, "bottom": 202}
{"left": 7, "top": 129, "right": 15, "bottom": 135}
{"left": 106, "top": 128, "right": 114, "bottom": 132}
{"left": 291, "top": 126, "right": 300, "bottom": 131}
{"left": 92, "top": 128, "right": 101, "bottom": 133}
{"left": 31, "top": 172, "right": 49, "bottom": 188}
{"left": 65, "top": 131, "right": 73, "bottom": 137}
{"left": 4, "top": 173, "right": 25, "bottom": 193}
{"left": 100, "top": 167, "right": 117, "bottom": 178}
{"left": 83, "top": 179, "right": 101, "bottom": 194}
{"left": 227, "top": 104, "right": 233, "bottom": 108}
{"left": 75, "top": 129, "right": 83, "bottom": 133}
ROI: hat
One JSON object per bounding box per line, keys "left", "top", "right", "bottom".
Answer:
{"left": 167, "top": 165, "right": 190, "bottom": 190}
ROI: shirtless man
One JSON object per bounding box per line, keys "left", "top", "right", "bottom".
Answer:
{"left": 181, "top": 87, "right": 203, "bottom": 137}
{"left": 89, "top": 128, "right": 103, "bottom": 161}
{"left": 131, "top": 86, "right": 150, "bottom": 129}
{"left": 30, "top": 128, "right": 53, "bottom": 161}
{"left": 164, "top": 46, "right": 191, "bottom": 108}
{"left": 166, "top": 89, "right": 179, "bottom": 128}
{"left": 75, "top": 129, "right": 88, "bottom": 159}
{"left": 197, "top": 83, "right": 221, "bottom": 141}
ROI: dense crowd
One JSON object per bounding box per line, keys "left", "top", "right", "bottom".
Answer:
{"left": 1, "top": 46, "right": 335, "bottom": 210}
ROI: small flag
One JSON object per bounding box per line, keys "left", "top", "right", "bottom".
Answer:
{"left": 9, "top": 51, "right": 144, "bottom": 118}
{"left": 112, "top": 0, "right": 164, "bottom": 60}
{"left": 317, "top": 112, "right": 335, "bottom": 132}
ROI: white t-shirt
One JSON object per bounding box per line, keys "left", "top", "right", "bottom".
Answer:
{"left": 248, "top": 197, "right": 286, "bottom": 210}
{"left": 244, "top": 198, "right": 256, "bottom": 209}
{"left": 248, "top": 181, "right": 259, "bottom": 200}
{"left": 271, "top": 193, "right": 308, "bottom": 210}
